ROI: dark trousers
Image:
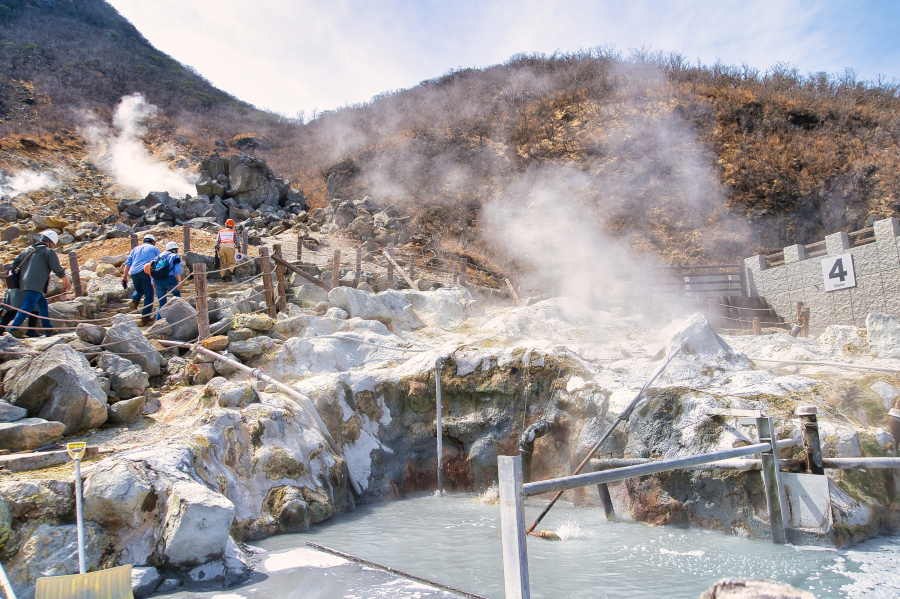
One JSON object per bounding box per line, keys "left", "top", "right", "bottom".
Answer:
{"left": 130, "top": 271, "right": 155, "bottom": 318}
{"left": 0, "top": 308, "right": 37, "bottom": 333}
{"left": 10, "top": 290, "right": 52, "bottom": 331}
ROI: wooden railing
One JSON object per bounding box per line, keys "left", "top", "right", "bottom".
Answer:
{"left": 647, "top": 264, "right": 745, "bottom": 297}
{"left": 763, "top": 225, "right": 878, "bottom": 268}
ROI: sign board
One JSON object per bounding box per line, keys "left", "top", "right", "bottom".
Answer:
{"left": 821, "top": 253, "right": 856, "bottom": 291}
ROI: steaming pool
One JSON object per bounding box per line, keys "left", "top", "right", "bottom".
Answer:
{"left": 166, "top": 493, "right": 900, "bottom": 599}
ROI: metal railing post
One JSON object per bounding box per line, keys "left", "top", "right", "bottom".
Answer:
{"left": 756, "top": 416, "right": 788, "bottom": 543}
{"left": 435, "top": 357, "right": 445, "bottom": 495}
{"left": 498, "top": 455, "right": 530, "bottom": 599}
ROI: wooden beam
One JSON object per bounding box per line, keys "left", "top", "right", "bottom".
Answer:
{"left": 272, "top": 254, "right": 332, "bottom": 292}
{"left": 504, "top": 278, "right": 521, "bottom": 306}
{"left": 0, "top": 446, "right": 101, "bottom": 473}
{"left": 382, "top": 249, "right": 417, "bottom": 289}
{"left": 498, "top": 455, "right": 530, "bottom": 599}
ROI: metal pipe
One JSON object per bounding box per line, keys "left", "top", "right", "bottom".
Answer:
{"left": 519, "top": 420, "right": 551, "bottom": 484}
{"left": 750, "top": 357, "right": 900, "bottom": 373}
{"left": 157, "top": 340, "right": 361, "bottom": 495}
{"left": 435, "top": 357, "right": 445, "bottom": 495}
{"left": 523, "top": 442, "right": 774, "bottom": 497}
{"left": 591, "top": 456, "right": 803, "bottom": 471}
{"left": 525, "top": 342, "right": 684, "bottom": 532}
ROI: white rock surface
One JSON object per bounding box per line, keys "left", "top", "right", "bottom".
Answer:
{"left": 162, "top": 481, "right": 235, "bottom": 567}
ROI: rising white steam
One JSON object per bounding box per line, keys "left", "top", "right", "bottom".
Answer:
{"left": 0, "top": 170, "right": 58, "bottom": 198}
{"left": 81, "top": 93, "right": 195, "bottom": 197}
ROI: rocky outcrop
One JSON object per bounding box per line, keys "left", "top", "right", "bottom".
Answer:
{"left": 102, "top": 317, "right": 164, "bottom": 377}
{"left": 3, "top": 344, "right": 107, "bottom": 436}
{"left": 162, "top": 481, "right": 235, "bottom": 567}
{"left": 157, "top": 298, "right": 199, "bottom": 342}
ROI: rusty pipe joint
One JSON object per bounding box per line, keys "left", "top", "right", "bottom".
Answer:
{"left": 519, "top": 419, "right": 551, "bottom": 484}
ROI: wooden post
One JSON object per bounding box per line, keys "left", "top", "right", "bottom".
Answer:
{"left": 409, "top": 253, "right": 415, "bottom": 281}
{"left": 756, "top": 416, "right": 788, "bottom": 544}
{"left": 498, "top": 455, "right": 530, "bottom": 599}
{"left": 259, "top": 247, "right": 277, "bottom": 318}
{"left": 752, "top": 317, "right": 761, "bottom": 336}
{"left": 68, "top": 252, "right": 83, "bottom": 298}
{"left": 273, "top": 254, "right": 331, "bottom": 291}
{"left": 183, "top": 224, "right": 190, "bottom": 253}
{"left": 193, "top": 263, "right": 210, "bottom": 340}
{"left": 738, "top": 262, "right": 748, "bottom": 297}
{"left": 453, "top": 264, "right": 458, "bottom": 285}
{"left": 800, "top": 307, "right": 810, "bottom": 338}
{"left": 355, "top": 247, "right": 362, "bottom": 287}
{"left": 130, "top": 234, "right": 138, "bottom": 249}
{"left": 242, "top": 229, "right": 249, "bottom": 255}
{"left": 386, "top": 243, "right": 394, "bottom": 287}
{"left": 505, "top": 278, "right": 521, "bottom": 306}
{"left": 332, "top": 250, "right": 341, "bottom": 289}
{"left": 798, "top": 406, "right": 825, "bottom": 475}
{"left": 273, "top": 244, "right": 287, "bottom": 313}
{"left": 296, "top": 233, "right": 303, "bottom": 263}
{"left": 460, "top": 257, "right": 467, "bottom": 288}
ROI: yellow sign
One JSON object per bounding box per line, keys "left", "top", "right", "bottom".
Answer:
{"left": 66, "top": 442, "right": 86, "bottom": 461}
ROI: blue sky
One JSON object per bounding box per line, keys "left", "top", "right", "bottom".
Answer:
{"left": 107, "top": 0, "right": 900, "bottom": 117}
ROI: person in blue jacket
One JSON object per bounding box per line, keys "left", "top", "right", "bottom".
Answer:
{"left": 147, "top": 241, "right": 183, "bottom": 320}
{"left": 121, "top": 233, "right": 160, "bottom": 325}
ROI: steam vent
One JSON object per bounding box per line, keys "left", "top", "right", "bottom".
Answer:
{"left": 2, "top": 1, "right": 900, "bottom": 597}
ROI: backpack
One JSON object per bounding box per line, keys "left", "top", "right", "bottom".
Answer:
{"left": 5, "top": 245, "right": 39, "bottom": 290}
{"left": 149, "top": 255, "right": 172, "bottom": 280}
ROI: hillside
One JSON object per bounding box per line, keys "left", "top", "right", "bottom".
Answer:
{"left": 2, "top": 0, "right": 900, "bottom": 282}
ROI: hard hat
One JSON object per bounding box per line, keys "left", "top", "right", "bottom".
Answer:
{"left": 143, "top": 233, "right": 156, "bottom": 242}
{"left": 166, "top": 241, "right": 179, "bottom": 251}
{"left": 225, "top": 219, "right": 235, "bottom": 227}
{"left": 41, "top": 230, "right": 59, "bottom": 245}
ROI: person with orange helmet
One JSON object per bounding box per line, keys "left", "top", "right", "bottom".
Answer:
{"left": 216, "top": 218, "right": 238, "bottom": 281}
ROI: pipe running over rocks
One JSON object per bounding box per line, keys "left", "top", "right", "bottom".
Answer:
{"left": 518, "top": 420, "right": 551, "bottom": 484}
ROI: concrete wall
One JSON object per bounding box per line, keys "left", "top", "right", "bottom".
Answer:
{"left": 744, "top": 217, "right": 900, "bottom": 336}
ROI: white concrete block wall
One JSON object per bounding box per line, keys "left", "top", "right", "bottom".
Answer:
{"left": 744, "top": 217, "right": 900, "bottom": 335}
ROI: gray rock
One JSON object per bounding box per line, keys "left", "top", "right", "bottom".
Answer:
{"left": 0, "top": 400, "right": 26, "bottom": 423}
{"left": 83, "top": 460, "right": 152, "bottom": 528}
{"left": 165, "top": 356, "right": 188, "bottom": 374}
{"left": 102, "top": 317, "right": 162, "bottom": 376}
{"left": 328, "top": 287, "right": 393, "bottom": 324}
{"left": 4, "top": 344, "right": 108, "bottom": 435}
{"left": 228, "top": 338, "right": 263, "bottom": 361}
{"left": 698, "top": 579, "right": 816, "bottom": 599}
{"left": 214, "top": 352, "right": 241, "bottom": 375}
{"left": 0, "top": 418, "right": 65, "bottom": 451}
{"left": 163, "top": 480, "right": 235, "bottom": 567}
{"left": 68, "top": 338, "right": 103, "bottom": 362}
{"left": 86, "top": 275, "right": 133, "bottom": 303}
{"left": 1, "top": 225, "right": 23, "bottom": 242}
{"left": 227, "top": 328, "right": 255, "bottom": 342}
{"left": 0, "top": 202, "right": 19, "bottom": 222}
{"left": 324, "top": 307, "right": 349, "bottom": 319}
{"left": 99, "top": 254, "right": 129, "bottom": 266}
{"left": 6, "top": 523, "right": 109, "bottom": 596}
{"left": 143, "top": 396, "right": 160, "bottom": 414}
{"left": 76, "top": 323, "right": 107, "bottom": 345}
{"left": 132, "top": 566, "right": 161, "bottom": 598}
{"left": 98, "top": 353, "right": 150, "bottom": 395}
{"left": 107, "top": 396, "right": 147, "bottom": 425}
{"left": 157, "top": 298, "right": 199, "bottom": 342}
{"left": 156, "top": 579, "right": 182, "bottom": 593}
{"left": 217, "top": 382, "right": 257, "bottom": 408}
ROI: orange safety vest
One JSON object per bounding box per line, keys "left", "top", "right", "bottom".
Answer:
{"left": 218, "top": 229, "right": 235, "bottom": 244}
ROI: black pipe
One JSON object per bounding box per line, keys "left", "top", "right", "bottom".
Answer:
{"left": 519, "top": 419, "right": 551, "bottom": 484}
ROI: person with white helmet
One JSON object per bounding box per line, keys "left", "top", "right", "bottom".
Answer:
{"left": 121, "top": 232, "right": 160, "bottom": 325}
{"left": 7, "top": 230, "right": 71, "bottom": 338}
{"left": 144, "top": 240, "right": 183, "bottom": 320}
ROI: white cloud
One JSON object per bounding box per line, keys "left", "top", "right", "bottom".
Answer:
{"left": 107, "top": 0, "right": 900, "bottom": 116}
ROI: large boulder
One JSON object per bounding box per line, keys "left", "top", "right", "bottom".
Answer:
{"left": 157, "top": 298, "right": 199, "bottom": 342}
{"left": 162, "top": 481, "right": 235, "bottom": 567}
{"left": 866, "top": 313, "right": 900, "bottom": 359}
{"left": 227, "top": 154, "right": 279, "bottom": 208}
{"left": 107, "top": 396, "right": 147, "bottom": 424}
{"left": 227, "top": 338, "right": 263, "bottom": 361}
{"left": 4, "top": 344, "right": 107, "bottom": 435}
{"left": 328, "top": 287, "right": 393, "bottom": 325}
{"left": 86, "top": 275, "right": 133, "bottom": 303}
{"left": 83, "top": 460, "right": 153, "bottom": 528}
{"left": 0, "top": 418, "right": 65, "bottom": 451}
{"left": 0, "top": 400, "right": 26, "bottom": 423}
{"left": 102, "top": 317, "right": 163, "bottom": 376}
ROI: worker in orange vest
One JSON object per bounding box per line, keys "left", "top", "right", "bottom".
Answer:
{"left": 216, "top": 219, "right": 238, "bottom": 281}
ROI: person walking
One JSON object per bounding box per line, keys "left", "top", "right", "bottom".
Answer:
{"left": 7, "top": 230, "right": 72, "bottom": 338}
{"left": 216, "top": 219, "right": 238, "bottom": 282}
{"left": 121, "top": 233, "right": 160, "bottom": 326}
{"left": 146, "top": 241, "right": 183, "bottom": 320}
{"left": 0, "top": 288, "right": 40, "bottom": 336}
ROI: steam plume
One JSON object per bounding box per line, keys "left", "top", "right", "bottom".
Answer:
{"left": 82, "top": 93, "right": 196, "bottom": 197}
{"left": 0, "top": 170, "right": 58, "bottom": 198}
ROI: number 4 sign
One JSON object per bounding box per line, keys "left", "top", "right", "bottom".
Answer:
{"left": 821, "top": 253, "right": 857, "bottom": 291}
